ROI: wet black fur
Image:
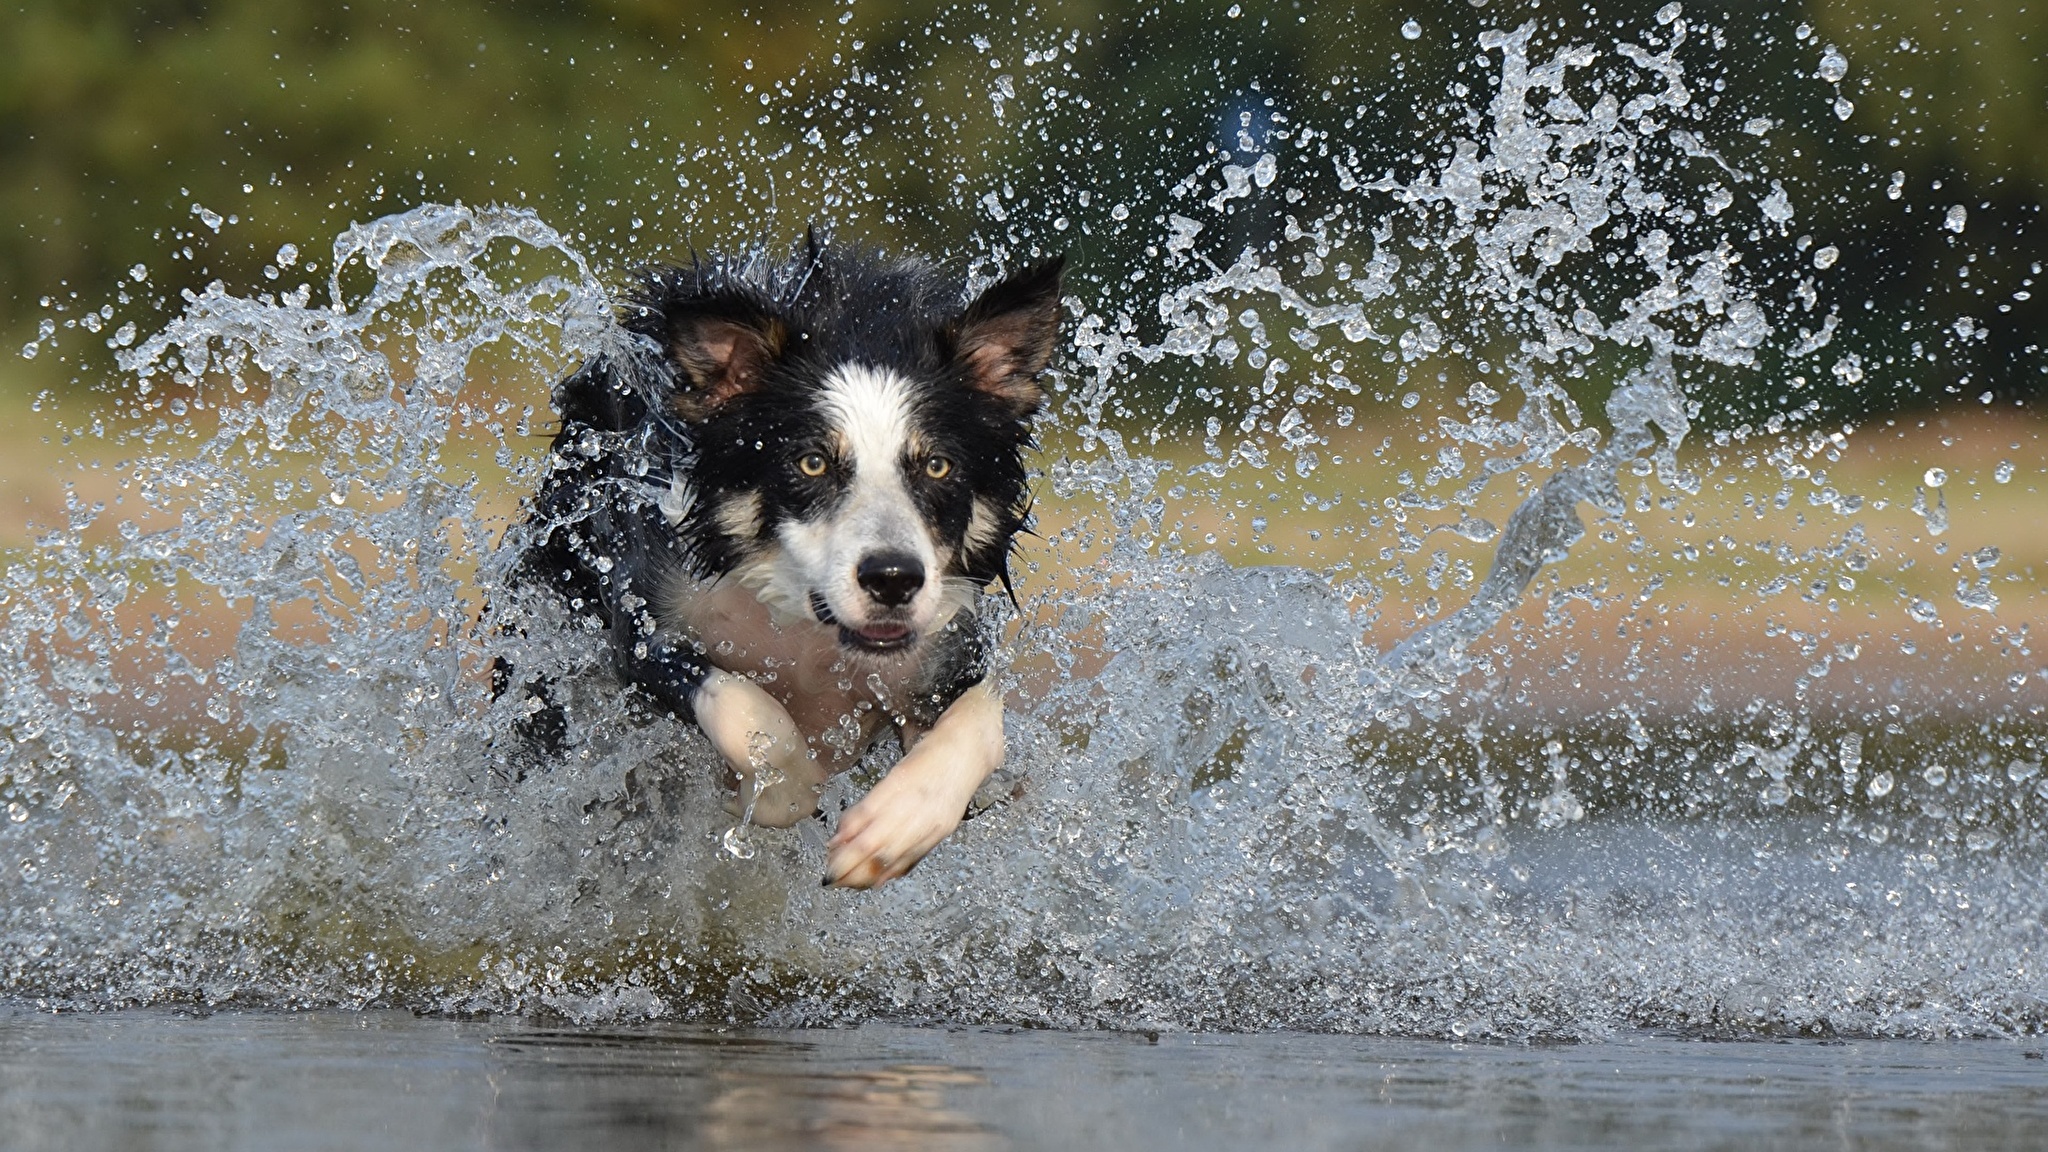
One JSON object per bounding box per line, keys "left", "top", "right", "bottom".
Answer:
{"left": 497, "top": 238, "right": 1061, "bottom": 745}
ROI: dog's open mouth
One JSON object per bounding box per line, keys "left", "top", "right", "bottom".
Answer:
{"left": 810, "top": 592, "right": 916, "bottom": 652}
{"left": 839, "top": 622, "right": 916, "bottom": 652}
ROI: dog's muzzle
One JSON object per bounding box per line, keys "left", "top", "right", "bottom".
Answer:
{"left": 812, "top": 580, "right": 919, "bottom": 653}
{"left": 805, "top": 551, "right": 924, "bottom": 652}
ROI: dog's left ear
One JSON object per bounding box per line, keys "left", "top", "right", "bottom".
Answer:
{"left": 946, "top": 256, "right": 1065, "bottom": 418}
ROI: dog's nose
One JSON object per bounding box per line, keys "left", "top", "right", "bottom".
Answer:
{"left": 856, "top": 552, "right": 925, "bottom": 606}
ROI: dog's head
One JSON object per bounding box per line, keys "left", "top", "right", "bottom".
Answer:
{"left": 626, "top": 243, "right": 1062, "bottom": 655}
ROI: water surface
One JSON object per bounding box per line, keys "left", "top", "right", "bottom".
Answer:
{"left": 5, "top": 1009, "right": 2047, "bottom": 1151}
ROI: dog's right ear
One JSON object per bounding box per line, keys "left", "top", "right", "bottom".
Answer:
{"left": 660, "top": 302, "right": 789, "bottom": 420}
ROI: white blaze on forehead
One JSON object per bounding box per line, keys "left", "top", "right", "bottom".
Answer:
{"left": 769, "top": 362, "right": 958, "bottom": 641}
{"left": 820, "top": 364, "right": 917, "bottom": 476}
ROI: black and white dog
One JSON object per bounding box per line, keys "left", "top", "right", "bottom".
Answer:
{"left": 502, "top": 237, "right": 1061, "bottom": 889}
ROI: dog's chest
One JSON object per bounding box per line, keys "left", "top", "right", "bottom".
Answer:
{"left": 668, "top": 578, "right": 923, "bottom": 761}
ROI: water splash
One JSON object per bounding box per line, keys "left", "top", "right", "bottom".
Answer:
{"left": 2, "top": 11, "right": 2043, "bottom": 1039}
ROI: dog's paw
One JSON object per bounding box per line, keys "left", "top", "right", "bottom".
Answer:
{"left": 822, "top": 760, "right": 975, "bottom": 888}
{"left": 823, "top": 685, "right": 1003, "bottom": 888}
{"left": 721, "top": 770, "right": 825, "bottom": 828}
{"left": 693, "top": 671, "right": 824, "bottom": 828}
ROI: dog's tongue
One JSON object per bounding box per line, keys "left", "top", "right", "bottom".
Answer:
{"left": 857, "top": 623, "right": 910, "bottom": 643}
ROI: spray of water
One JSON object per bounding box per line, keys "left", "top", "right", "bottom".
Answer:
{"left": 3, "top": 12, "right": 2043, "bottom": 1037}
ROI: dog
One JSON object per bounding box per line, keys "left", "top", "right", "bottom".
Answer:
{"left": 498, "top": 235, "right": 1062, "bottom": 889}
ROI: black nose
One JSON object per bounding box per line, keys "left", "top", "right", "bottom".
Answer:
{"left": 856, "top": 552, "right": 925, "bottom": 606}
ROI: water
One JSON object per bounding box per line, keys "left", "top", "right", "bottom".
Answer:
{"left": 3, "top": 4, "right": 2045, "bottom": 1053}
{"left": 7, "top": 1009, "right": 2048, "bottom": 1151}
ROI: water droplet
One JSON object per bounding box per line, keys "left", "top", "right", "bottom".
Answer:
{"left": 1994, "top": 460, "right": 2014, "bottom": 483}
{"left": 1817, "top": 46, "right": 1848, "bottom": 83}
{"left": 720, "top": 826, "right": 756, "bottom": 859}
{"left": 1957, "top": 571, "right": 1999, "bottom": 610}
{"left": 1811, "top": 245, "right": 1839, "bottom": 270}
{"left": 129, "top": 263, "right": 150, "bottom": 282}
{"left": 1923, "top": 467, "right": 1946, "bottom": 487}
{"left": 1832, "top": 97, "right": 1854, "bottom": 120}
{"left": 1920, "top": 488, "right": 1951, "bottom": 533}
{"left": 1924, "top": 763, "right": 1949, "bottom": 786}
{"left": 1945, "top": 205, "right": 1968, "bottom": 233}
{"left": 1537, "top": 788, "right": 1585, "bottom": 827}
{"left": 4, "top": 802, "right": 25, "bottom": 824}
{"left": 1760, "top": 181, "right": 1795, "bottom": 226}
{"left": 1401, "top": 19, "right": 1422, "bottom": 39}
{"left": 1866, "top": 771, "right": 1894, "bottom": 798}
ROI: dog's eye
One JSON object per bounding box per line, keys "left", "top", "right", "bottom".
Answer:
{"left": 797, "top": 452, "right": 830, "bottom": 478}
{"left": 924, "top": 456, "right": 954, "bottom": 481}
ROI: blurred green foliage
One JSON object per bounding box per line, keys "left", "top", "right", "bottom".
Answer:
{"left": 1, "top": 0, "right": 2041, "bottom": 420}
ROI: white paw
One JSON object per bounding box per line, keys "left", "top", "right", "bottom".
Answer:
{"left": 825, "top": 683, "right": 1005, "bottom": 888}
{"left": 692, "top": 670, "right": 823, "bottom": 828}
{"left": 823, "top": 757, "right": 973, "bottom": 888}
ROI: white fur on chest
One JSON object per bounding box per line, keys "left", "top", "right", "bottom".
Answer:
{"left": 662, "top": 571, "right": 928, "bottom": 760}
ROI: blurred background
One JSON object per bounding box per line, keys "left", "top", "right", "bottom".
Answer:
{"left": 2, "top": 0, "right": 2041, "bottom": 418}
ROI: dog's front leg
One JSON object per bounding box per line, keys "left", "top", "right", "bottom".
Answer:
{"left": 824, "top": 680, "right": 1004, "bottom": 888}
{"left": 692, "top": 670, "right": 826, "bottom": 827}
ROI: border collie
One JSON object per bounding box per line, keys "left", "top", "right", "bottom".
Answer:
{"left": 501, "top": 236, "right": 1062, "bottom": 889}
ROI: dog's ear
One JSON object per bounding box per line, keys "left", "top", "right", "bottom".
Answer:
{"left": 662, "top": 301, "right": 788, "bottom": 419}
{"left": 946, "top": 256, "right": 1064, "bottom": 418}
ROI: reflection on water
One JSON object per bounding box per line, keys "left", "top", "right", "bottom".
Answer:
{"left": 489, "top": 1030, "right": 1001, "bottom": 1151}
{"left": 3, "top": 1010, "right": 2047, "bottom": 1151}
{"left": 700, "top": 1064, "right": 998, "bottom": 1152}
